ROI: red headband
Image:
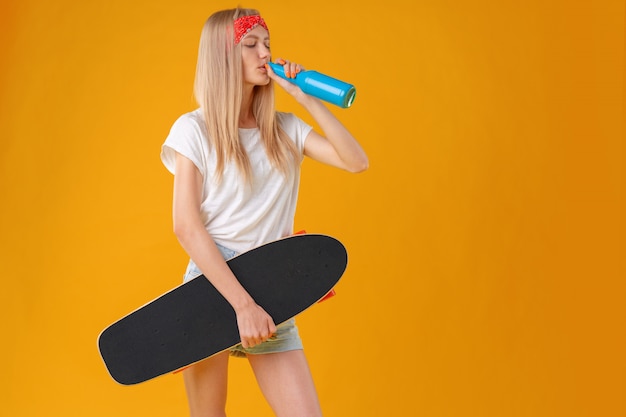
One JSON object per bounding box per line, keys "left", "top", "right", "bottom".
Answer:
{"left": 233, "top": 15, "right": 269, "bottom": 45}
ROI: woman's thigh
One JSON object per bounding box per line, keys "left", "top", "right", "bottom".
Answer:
{"left": 183, "top": 350, "right": 230, "bottom": 417}
{"left": 247, "top": 350, "right": 322, "bottom": 417}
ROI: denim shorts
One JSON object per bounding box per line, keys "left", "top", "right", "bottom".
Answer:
{"left": 182, "top": 243, "right": 303, "bottom": 358}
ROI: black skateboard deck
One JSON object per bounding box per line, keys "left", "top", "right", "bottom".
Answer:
{"left": 98, "top": 234, "right": 347, "bottom": 385}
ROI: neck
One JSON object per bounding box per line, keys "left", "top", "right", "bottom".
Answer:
{"left": 239, "top": 85, "right": 256, "bottom": 128}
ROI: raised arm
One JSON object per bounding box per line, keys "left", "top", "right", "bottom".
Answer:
{"left": 266, "top": 60, "right": 369, "bottom": 172}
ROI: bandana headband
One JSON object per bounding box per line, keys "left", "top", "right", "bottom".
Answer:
{"left": 233, "top": 15, "right": 268, "bottom": 45}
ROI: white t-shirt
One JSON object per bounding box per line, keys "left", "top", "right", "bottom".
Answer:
{"left": 161, "top": 109, "right": 312, "bottom": 254}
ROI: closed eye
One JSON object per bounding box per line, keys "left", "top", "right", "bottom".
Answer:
{"left": 243, "top": 43, "right": 270, "bottom": 51}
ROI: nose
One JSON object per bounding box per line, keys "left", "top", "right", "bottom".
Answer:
{"left": 259, "top": 44, "right": 270, "bottom": 59}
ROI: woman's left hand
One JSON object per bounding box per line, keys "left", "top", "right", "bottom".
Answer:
{"left": 265, "top": 58, "right": 308, "bottom": 100}
{"left": 266, "top": 58, "right": 369, "bottom": 173}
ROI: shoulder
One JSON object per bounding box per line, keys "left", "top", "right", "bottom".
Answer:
{"left": 170, "top": 108, "right": 205, "bottom": 135}
{"left": 161, "top": 109, "right": 208, "bottom": 175}
{"left": 276, "top": 111, "right": 313, "bottom": 152}
{"left": 276, "top": 111, "right": 298, "bottom": 126}
{"left": 165, "top": 109, "right": 208, "bottom": 149}
{"left": 276, "top": 111, "right": 312, "bottom": 134}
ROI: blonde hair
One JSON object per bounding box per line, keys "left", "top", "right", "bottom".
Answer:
{"left": 193, "top": 8, "right": 299, "bottom": 183}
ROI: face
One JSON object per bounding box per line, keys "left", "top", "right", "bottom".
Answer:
{"left": 240, "top": 25, "right": 271, "bottom": 87}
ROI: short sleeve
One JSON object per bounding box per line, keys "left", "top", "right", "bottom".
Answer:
{"left": 277, "top": 112, "right": 313, "bottom": 154}
{"left": 160, "top": 112, "right": 207, "bottom": 176}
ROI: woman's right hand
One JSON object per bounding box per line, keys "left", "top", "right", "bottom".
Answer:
{"left": 234, "top": 302, "right": 277, "bottom": 348}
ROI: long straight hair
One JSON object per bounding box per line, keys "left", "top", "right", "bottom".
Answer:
{"left": 193, "top": 8, "right": 299, "bottom": 183}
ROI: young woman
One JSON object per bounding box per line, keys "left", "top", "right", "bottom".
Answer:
{"left": 160, "top": 8, "right": 368, "bottom": 417}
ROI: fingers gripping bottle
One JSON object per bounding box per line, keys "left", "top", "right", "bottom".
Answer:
{"left": 268, "top": 62, "right": 356, "bottom": 108}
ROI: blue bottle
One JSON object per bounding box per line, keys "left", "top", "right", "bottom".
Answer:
{"left": 268, "top": 62, "right": 356, "bottom": 108}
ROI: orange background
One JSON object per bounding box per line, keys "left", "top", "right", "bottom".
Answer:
{"left": 1, "top": 1, "right": 624, "bottom": 416}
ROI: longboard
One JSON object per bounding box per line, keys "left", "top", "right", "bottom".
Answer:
{"left": 98, "top": 234, "right": 347, "bottom": 385}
